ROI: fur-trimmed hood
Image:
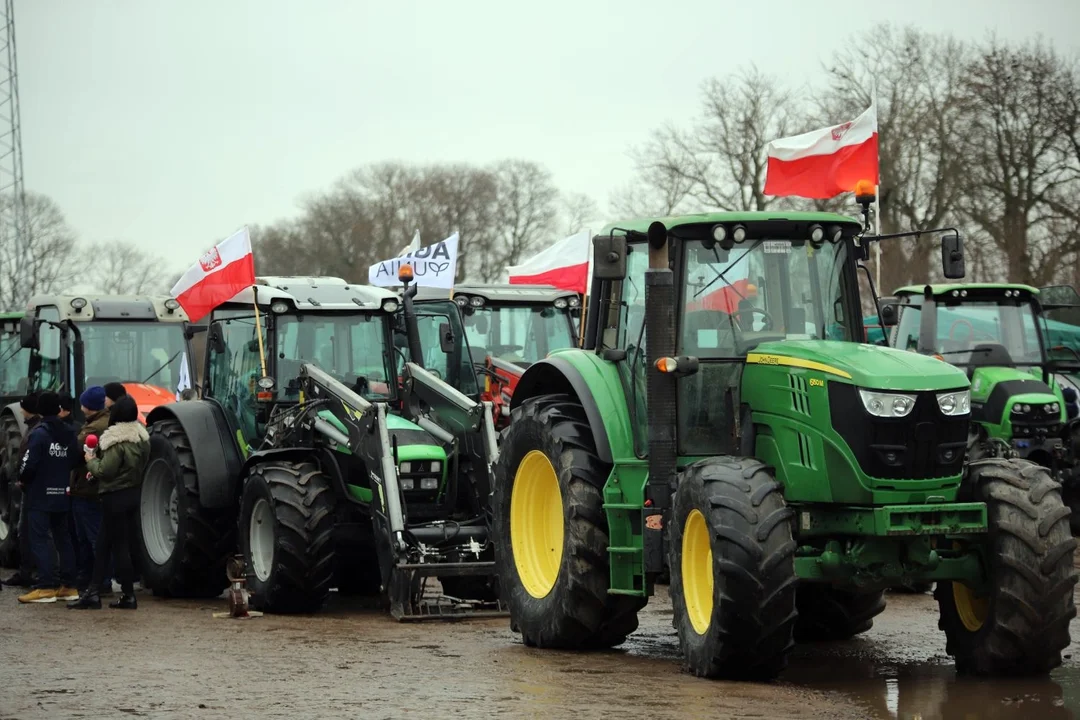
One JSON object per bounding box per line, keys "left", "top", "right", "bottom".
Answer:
{"left": 99, "top": 421, "right": 149, "bottom": 451}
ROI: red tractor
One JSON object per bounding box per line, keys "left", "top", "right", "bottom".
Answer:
{"left": 416, "top": 284, "right": 580, "bottom": 429}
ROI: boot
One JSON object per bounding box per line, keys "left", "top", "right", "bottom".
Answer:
{"left": 67, "top": 590, "right": 102, "bottom": 610}
{"left": 109, "top": 594, "right": 137, "bottom": 610}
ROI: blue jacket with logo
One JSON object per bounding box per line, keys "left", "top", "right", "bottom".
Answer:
{"left": 19, "top": 417, "right": 78, "bottom": 513}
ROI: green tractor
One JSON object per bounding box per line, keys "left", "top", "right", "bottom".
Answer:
{"left": 0, "top": 312, "right": 28, "bottom": 408}
{"left": 879, "top": 283, "right": 1080, "bottom": 531}
{"left": 493, "top": 210, "right": 1077, "bottom": 679}
{"left": 137, "top": 275, "right": 503, "bottom": 617}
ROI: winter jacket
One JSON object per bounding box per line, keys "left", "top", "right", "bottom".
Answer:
{"left": 70, "top": 409, "right": 110, "bottom": 498}
{"left": 19, "top": 416, "right": 77, "bottom": 513}
{"left": 13, "top": 415, "right": 40, "bottom": 477}
{"left": 86, "top": 421, "right": 150, "bottom": 495}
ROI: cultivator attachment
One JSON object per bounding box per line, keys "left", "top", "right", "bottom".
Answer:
{"left": 388, "top": 561, "right": 507, "bottom": 621}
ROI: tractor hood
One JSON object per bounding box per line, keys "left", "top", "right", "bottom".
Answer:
{"left": 121, "top": 382, "right": 176, "bottom": 425}
{"left": 748, "top": 340, "right": 970, "bottom": 392}
{"left": 969, "top": 366, "right": 1055, "bottom": 404}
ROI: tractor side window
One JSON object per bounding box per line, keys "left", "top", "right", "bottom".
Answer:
{"left": 413, "top": 309, "right": 479, "bottom": 397}
{"left": 894, "top": 304, "right": 922, "bottom": 351}
{"left": 618, "top": 243, "right": 650, "bottom": 456}
{"left": 209, "top": 315, "right": 264, "bottom": 446}
{"left": 0, "top": 329, "right": 26, "bottom": 394}
{"left": 31, "top": 306, "right": 64, "bottom": 393}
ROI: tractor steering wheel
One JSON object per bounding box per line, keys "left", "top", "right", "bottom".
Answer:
{"left": 735, "top": 307, "right": 774, "bottom": 332}
{"left": 949, "top": 318, "right": 975, "bottom": 340}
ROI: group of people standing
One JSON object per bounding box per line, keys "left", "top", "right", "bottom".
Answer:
{"left": 1, "top": 382, "right": 151, "bottom": 610}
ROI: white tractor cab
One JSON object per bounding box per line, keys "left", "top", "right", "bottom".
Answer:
{"left": 0, "top": 293, "right": 199, "bottom": 567}
{"left": 414, "top": 284, "right": 580, "bottom": 368}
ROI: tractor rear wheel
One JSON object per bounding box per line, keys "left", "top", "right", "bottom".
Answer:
{"left": 138, "top": 420, "right": 231, "bottom": 598}
{"left": 239, "top": 460, "right": 336, "bottom": 613}
{"left": 0, "top": 412, "right": 22, "bottom": 567}
{"left": 493, "top": 393, "right": 644, "bottom": 649}
{"left": 937, "top": 458, "right": 1078, "bottom": 675}
{"left": 669, "top": 457, "right": 797, "bottom": 680}
{"left": 794, "top": 585, "right": 886, "bottom": 641}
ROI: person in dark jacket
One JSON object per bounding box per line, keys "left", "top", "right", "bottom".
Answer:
{"left": 69, "top": 395, "right": 149, "bottom": 610}
{"left": 99, "top": 381, "right": 141, "bottom": 586}
{"left": 17, "top": 392, "right": 78, "bottom": 603}
{"left": 69, "top": 386, "right": 112, "bottom": 593}
{"left": 3, "top": 393, "right": 41, "bottom": 588}
{"left": 58, "top": 394, "right": 76, "bottom": 426}
{"left": 103, "top": 382, "right": 127, "bottom": 408}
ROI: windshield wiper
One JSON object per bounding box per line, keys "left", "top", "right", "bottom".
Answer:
{"left": 142, "top": 350, "right": 184, "bottom": 385}
{"left": 693, "top": 241, "right": 762, "bottom": 301}
{"left": 936, "top": 347, "right": 994, "bottom": 356}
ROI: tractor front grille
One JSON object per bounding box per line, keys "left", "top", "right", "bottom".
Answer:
{"left": 828, "top": 384, "right": 968, "bottom": 480}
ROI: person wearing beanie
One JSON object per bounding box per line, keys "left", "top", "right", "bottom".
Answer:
{"left": 70, "top": 395, "right": 149, "bottom": 610}
{"left": 3, "top": 393, "right": 41, "bottom": 589}
{"left": 69, "top": 386, "right": 113, "bottom": 595}
{"left": 16, "top": 391, "right": 79, "bottom": 603}
{"left": 103, "top": 383, "right": 127, "bottom": 408}
{"left": 58, "top": 394, "right": 76, "bottom": 425}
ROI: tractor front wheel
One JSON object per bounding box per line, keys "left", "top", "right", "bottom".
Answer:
{"left": 0, "top": 411, "right": 22, "bottom": 567}
{"left": 937, "top": 458, "right": 1078, "bottom": 675}
{"left": 669, "top": 457, "right": 797, "bottom": 680}
{"left": 794, "top": 585, "right": 886, "bottom": 641}
{"left": 239, "top": 460, "right": 336, "bottom": 613}
{"left": 493, "top": 393, "right": 644, "bottom": 649}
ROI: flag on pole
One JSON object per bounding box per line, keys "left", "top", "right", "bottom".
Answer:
{"left": 763, "top": 102, "right": 879, "bottom": 199}
{"left": 397, "top": 229, "right": 421, "bottom": 257}
{"left": 369, "top": 232, "right": 459, "bottom": 290}
{"left": 507, "top": 229, "right": 591, "bottom": 294}
{"left": 171, "top": 227, "right": 256, "bottom": 323}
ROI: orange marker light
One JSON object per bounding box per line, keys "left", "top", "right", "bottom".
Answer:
{"left": 399, "top": 263, "right": 414, "bottom": 282}
{"left": 745, "top": 283, "right": 758, "bottom": 295}
{"left": 655, "top": 357, "right": 678, "bottom": 373}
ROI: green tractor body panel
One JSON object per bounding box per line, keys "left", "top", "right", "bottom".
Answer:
{"left": 969, "top": 365, "right": 1065, "bottom": 444}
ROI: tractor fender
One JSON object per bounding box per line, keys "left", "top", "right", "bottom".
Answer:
{"left": 2, "top": 402, "right": 27, "bottom": 438}
{"left": 510, "top": 354, "right": 616, "bottom": 464}
{"left": 146, "top": 401, "right": 243, "bottom": 510}
{"left": 240, "top": 446, "right": 356, "bottom": 505}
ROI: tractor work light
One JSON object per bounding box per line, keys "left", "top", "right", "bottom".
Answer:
{"left": 454, "top": 295, "right": 469, "bottom": 307}
{"left": 711, "top": 224, "right": 727, "bottom": 243}
{"left": 470, "top": 296, "right": 485, "bottom": 307}
{"left": 554, "top": 298, "right": 568, "bottom": 309}
{"left": 400, "top": 462, "right": 412, "bottom": 473}
{"left": 257, "top": 376, "right": 275, "bottom": 390}
{"left": 809, "top": 224, "right": 825, "bottom": 243}
{"left": 70, "top": 297, "right": 87, "bottom": 310}
{"left": 270, "top": 300, "right": 289, "bottom": 314}
{"left": 827, "top": 225, "right": 843, "bottom": 243}
{"left": 568, "top": 296, "right": 580, "bottom": 308}
{"left": 858, "top": 389, "right": 916, "bottom": 418}
{"left": 164, "top": 298, "right": 180, "bottom": 311}
{"left": 431, "top": 461, "right": 441, "bottom": 472}
{"left": 381, "top": 299, "right": 400, "bottom": 313}
{"left": 936, "top": 389, "right": 970, "bottom": 416}
{"left": 731, "top": 225, "right": 747, "bottom": 243}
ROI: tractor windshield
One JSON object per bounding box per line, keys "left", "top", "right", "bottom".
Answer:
{"left": 81, "top": 321, "right": 190, "bottom": 390}
{"left": 461, "top": 304, "right": 576, "bottom": 365}
{"left": 276, "top": 312, "right": 395, "bottom": 400}
{"left": 680, "top": 238, "right": 853, "bottom": 358}
{"left": 894, "top": 300, "right": 1044, "bottom": 367}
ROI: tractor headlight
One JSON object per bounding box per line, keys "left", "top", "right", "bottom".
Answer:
{"left": 568, "top": 295, "right": 580, "bottom": 308}
{"left": 400, "top": 461, "right": 411, "bottom": 474}
{"left": 420, "top": 477, "right": 439, "bottom": 490}
{"left": 859, "top": 389, "right": 916, "bottom": 418}
{"left": 936, "top": 390, "right": 970, "bottom": 416}
{"left": 1046, "top": 403, "right": 1060, "bottom": 414}
{"left": 400, "top": 478, "right": 415, "bottom": 491}
{"left": 554, "top": 298, "right": 568, "bottom": 309}
{"left": 381, "top": 298, "right": 399, "bottom": 313}
{"left": 431, "top": 461, "right": 441, "bottom": 472}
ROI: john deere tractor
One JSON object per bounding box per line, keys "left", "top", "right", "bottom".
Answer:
{"left": 879, "top": 283, "right": 1080, "bottom": 531}
{"left": 493, "top": 210, "right": 1076, "bottom": 679}
{"left": 0, "top": 294, "right": 197, "bottom": 568}
{"left": 137, "top": 275, "right": 503, "bottom": 617}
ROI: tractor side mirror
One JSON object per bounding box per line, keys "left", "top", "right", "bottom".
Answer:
{"left": 208, "top": 323, "right": 226, "bottom": 354}
{"left": 593, "top": 235, "right": 627, "bottom": 280}
{"left": 941, "top": 233, "right": 965, "bottom": 279}
{"left": 879, "top": 303, "right": 898, "bottom": 328}
{"left": 184, "top": 323, "right": 207, "bottom": 339}
{"left": 439, "top": 322, "right": 454, "bottom": 354}
{"left": 19, "top": 316, "right": 37, "bottom": 349}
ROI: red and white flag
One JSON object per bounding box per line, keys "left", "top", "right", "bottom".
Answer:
{"left": 763, "top": 102, "right": 879, "bottom": 199}
{"left": 171, "top": 227, "right": 256, "bottom": 323}
{"left": 507, "top": 229, "right": 591, "bottom": 294}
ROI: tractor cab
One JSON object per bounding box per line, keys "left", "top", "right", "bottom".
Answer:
{"left": 0, "top": 312, "right": 28, "bottom": 407}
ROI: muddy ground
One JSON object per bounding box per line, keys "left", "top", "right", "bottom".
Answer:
{"left": 1, "top": 584, "right": 1079, "bottom": 719}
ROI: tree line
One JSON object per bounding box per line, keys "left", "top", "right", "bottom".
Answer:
{"left": 5, "top": 24, "right": 1077, "bottom": 308}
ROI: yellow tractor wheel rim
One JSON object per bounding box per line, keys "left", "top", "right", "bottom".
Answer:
{"left": 682, "top": 508, "right": 714, "bottom": 635}
{"left": 510, "top": 450, "right": 565, "bottom": 599}
{"left": 952, "top": 581, "right": 988, "bottom": 632}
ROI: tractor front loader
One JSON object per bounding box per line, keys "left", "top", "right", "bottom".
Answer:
{"left": 493, "top": 202, "right": 1076, "bottom": 680}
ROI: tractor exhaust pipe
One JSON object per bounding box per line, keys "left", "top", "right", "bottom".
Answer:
{"left": 644, "top": 221, "right": 677, "bottom": 537}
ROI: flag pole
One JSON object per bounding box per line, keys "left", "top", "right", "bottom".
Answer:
{"left": 578, "top": 228, "right": 590, "bottom": 347}
{"left": 251, "top": 284, "right": 268, "bottom": 379}
{"left": 871, "top": 84, "right": 883, "bottom": 290}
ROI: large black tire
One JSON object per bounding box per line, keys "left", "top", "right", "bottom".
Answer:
{"left": 239, "top": 460, "right": 336, "bottom": 613}
{"left": 138, "top": 420, "right": 232, "bottom": 598}
{"left": 493, "top": 393, "right": 644, "bottom": 649}
{"left": 0, "top": 412, "right": 22, "bottom": 567}
{"left": 668, "top": 457, "right": 797, "bottom": 680}
{"left": 936, "top": 458, "right": 1078, "bottom": 675}
{"left": 794, "top": 585, "right": 886, "bottom": 641}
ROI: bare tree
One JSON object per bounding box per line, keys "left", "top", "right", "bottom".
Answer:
{"left": 615, "top": 66, "right": 806, "bottom": 217}
{"left": 0, "top": 192, "right": 79, "bottom": 308}
{"left": 957, "top": 38, "right": 1080, "bottom": 286}
{"left": 80, "top": 240, "right": 169, "bottom": 295}
{"left": 820, "top": 25, "right": 971, "bottom": 292}
{"left": 558, "top": 191, "right": 600, "bottom": 236}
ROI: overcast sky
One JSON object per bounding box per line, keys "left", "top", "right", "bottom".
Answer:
{"left": 18, "top": 0, "right": 1080, "bottom": 277}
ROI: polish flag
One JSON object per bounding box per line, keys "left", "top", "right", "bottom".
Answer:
{"left": 171, "top": 227, "right": 256, "bottom": 323}
{"left": 763, "top": 102, "right": 879, "bottom": 199}
{"left": 507, "top": 229, "right": 591, "bottom": 294}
